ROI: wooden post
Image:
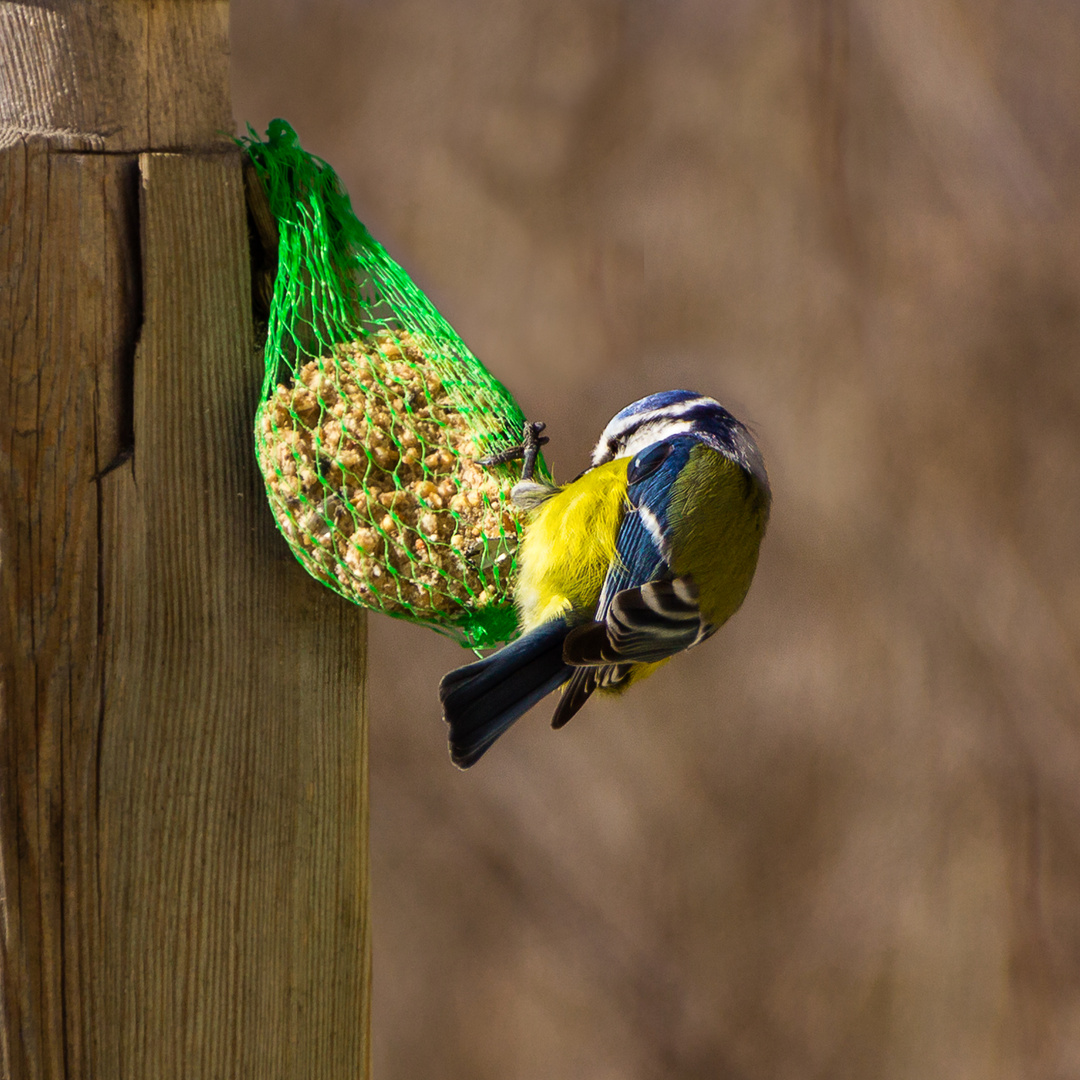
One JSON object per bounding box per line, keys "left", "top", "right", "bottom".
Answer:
{"left": 0, "top": 4, "right": 370, "bottom": 1078}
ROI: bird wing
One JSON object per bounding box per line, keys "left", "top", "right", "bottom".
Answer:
{"left": 591, "top": 441, "right": 677, "bottom": 613}
{"left": 563, "top": 577, "right": 707, "bottom": 666}
{"left": 552, "top": 579, "right": 705, "bottom": 730}
{"left": 550, "top": 437, "right": 711, "bottom": 729}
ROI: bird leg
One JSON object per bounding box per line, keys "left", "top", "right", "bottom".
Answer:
{"left": 479, "top": 421, "right": 549, "bottom": 479}
{"left": 519, "top": 421, "right": 547, "bottom": 481}
{"left": 482, "top": 421, "right": 559, "bottom": 510}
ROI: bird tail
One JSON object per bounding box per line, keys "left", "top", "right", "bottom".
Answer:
{"left": 439, "top": 620, "right": 573, "bottom": 768}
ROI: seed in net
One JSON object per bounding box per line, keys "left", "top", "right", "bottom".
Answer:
{"left": 257, "top": 328, "right": 524, "bottom": 621}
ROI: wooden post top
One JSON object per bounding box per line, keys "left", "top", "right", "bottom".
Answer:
{"left": 0, "top": 0, "right": 233, "bottom": 151}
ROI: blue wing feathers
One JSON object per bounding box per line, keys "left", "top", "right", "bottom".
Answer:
{"left": 596, "top": 439, "right": 696, "bottom": 614}
{"left": 595, "top": 442, "right": 691, "bottom": 614}
{"left": 571, "top": 438, "right": 707, "bottom": 675}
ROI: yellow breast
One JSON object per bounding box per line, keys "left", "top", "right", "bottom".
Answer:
{"left": 514, "top": 458, "right": 630, "bottom": 631}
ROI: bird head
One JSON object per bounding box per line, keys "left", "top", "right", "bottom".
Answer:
{"left": 589, "top": 390, "right": 769, "bottom": 493}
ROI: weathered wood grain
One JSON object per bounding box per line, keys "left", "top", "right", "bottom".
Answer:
{"left": 0, "top": 0, "right": 232, "bottom": 151}
{"left": 1, "top": 7, "right": 371, "bottom": 1075}
{"left": 95, "top": 149, "right": 370, "bottom": 1080}
{"left": 0, "top": 139, "right": 137, "bottom": 1080}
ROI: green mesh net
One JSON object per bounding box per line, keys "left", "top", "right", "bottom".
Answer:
{"left": 241, "top": 120, "right": 546, "bottom": 649}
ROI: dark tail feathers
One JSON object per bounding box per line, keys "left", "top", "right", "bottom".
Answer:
{"left": 439, "top": 620, "right": 573, "bottom": 768}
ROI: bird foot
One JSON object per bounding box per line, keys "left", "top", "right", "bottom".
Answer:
{"left": 479, "top": 421, "right": 549, "bottom": 481}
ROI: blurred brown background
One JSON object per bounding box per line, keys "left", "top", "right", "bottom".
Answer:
{"left": 230, "top": 2, "right": 1080, "bottom": 1076}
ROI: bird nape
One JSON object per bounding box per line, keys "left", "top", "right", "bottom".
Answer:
{"left": 439, "top": 389, "right": 771, "bottom": 768}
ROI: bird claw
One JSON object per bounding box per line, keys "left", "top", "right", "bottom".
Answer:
{"left": 520, "top": 421, "right": 548, "bottom": 481}
{"left": 479, "top": 421, "right": 549, "bottom": 481}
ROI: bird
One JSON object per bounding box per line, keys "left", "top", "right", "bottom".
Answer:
{"left": 439, "top": 390, "right": 771, "bottom": 768}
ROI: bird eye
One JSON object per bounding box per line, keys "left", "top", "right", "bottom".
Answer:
{"left": 627, "top": 440, "right": 673, "bottom": 484}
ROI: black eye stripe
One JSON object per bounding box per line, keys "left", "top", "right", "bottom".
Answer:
{"left": 605, "top": 401, "right": 732, "bottom": 448}
{"left": 590, "top": 393, "right": 764, "bottom": 480}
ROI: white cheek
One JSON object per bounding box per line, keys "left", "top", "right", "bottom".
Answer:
{"left": 591, "top": 417, "right": 700, "bottom": 466}
{"left": 620, "top": 421, "right": 695, "bottom": 459}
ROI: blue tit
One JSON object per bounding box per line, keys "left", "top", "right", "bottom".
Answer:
{"left": 439, "top": 390, "right": 771, "bottom": 768}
